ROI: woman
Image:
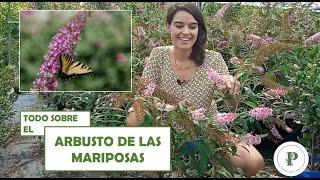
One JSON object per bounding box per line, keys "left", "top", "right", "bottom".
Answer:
{"left": 128, "top": 2, "right": 265, "bottom": 177}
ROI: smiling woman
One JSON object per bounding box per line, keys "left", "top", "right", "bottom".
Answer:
{"left": 126, "top": 2, "right": 263, "bottom": 177}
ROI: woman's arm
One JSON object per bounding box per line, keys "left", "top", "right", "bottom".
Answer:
{"left": 127, "top": 47, "right": 164, "bottom": 126}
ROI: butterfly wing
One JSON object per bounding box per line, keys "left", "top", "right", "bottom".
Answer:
{"left": 60, "top": 55, "right": 93, "bottom": 80}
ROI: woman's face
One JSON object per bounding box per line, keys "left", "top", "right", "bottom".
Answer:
{"left": 168, "top": 10, "right": 198, "bottom": 51}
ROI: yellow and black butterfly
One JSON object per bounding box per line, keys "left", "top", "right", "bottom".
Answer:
{"left": 59, "top": 54, "right": 93, "bottom": 80}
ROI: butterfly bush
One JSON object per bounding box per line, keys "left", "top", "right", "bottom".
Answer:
{"left": 208, "top": 68, "right": 223, "bottom": 85}
{"left": 246, "top": 34, "right": 263, "bottom": 44}
{"left": 249, "top": 107, "right": 273, "bottom": 121}
{"left": 304, "top": 32, "right": 320, "bottom": 46}
{"left": 242, "top": 133, "right": 261, "bottom": 146}
{"left": 284, "top": 126, "right": 293, "bottom": 133}
{"left": 270, "top": 124, "right": 283, "bottom": 140}
{"left": 116, "top": 53, "right": 127, "bottom": 63}
{"left": 217, "top": 40, "right": 230, "bottom": 47}
{"left": 143, "top": 83, "right": 156, "bottom": 97}
{"left": 246, "top": 34, "right": 274, "bottom": 48}
{"left": 266, "top": 88, "right": 289, "bottom": 97}
{"left": 230, "top": 56, "right": 241, "bottom": 66}
{"left": 214, "top": 3, "right": 231, "bottom": 19}
{"left": 216, "top": 112, "right": 238, "bottom": 125}
{"left": 254, "top": 66, "right": 264, "bottom": 74}
{"left": 31, "top": 11, "right": 89, "bottom": 91}
{"left": 192, "top": 108, "right": 206, "bottom": 121}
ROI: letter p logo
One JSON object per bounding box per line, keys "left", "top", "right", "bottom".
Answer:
{"left": 286, "top": 152, "right": 298, "bottom": 166}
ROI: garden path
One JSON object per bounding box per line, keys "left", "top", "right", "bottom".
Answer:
{"left": 0, "top": 94, "right": 46, "bottom": 177}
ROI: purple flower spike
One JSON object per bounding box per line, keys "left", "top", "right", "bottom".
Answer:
{"left": 31, "top": 11, "right": 89, "bottom": 92}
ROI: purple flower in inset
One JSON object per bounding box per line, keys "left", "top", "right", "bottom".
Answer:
{"left": 31, "top": 12, "right": 89, "bottom": 92}
{"left": 249, "top": 107, "right": 273, "bottom": 121}
{"left": 116, "top": 53, "right": 127, "bottom": 63}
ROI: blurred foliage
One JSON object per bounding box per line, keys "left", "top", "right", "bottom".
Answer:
{"left": 0, "top": 64, "right": 17, "bottom": 119}
{"left": 20, "top": 10, "right": 131, "bottom": 91}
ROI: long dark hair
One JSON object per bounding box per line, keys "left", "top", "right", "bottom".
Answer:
{"left": 166, "top": 2, "right": 207, "bottom": 66}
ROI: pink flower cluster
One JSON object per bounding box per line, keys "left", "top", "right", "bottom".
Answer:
{"left": 255, "top": 66, "right": 264, "bottom": 74}
{"left": 266, "top": 88, "right": 289, "bottom": 97}
{"left": 249, "top": 107, "right": 273, "bottom": 121}
{"left": 246, "top": 34, "right": 263, "bottom": 43}
{"left": 143, "top": 83, "right": 156, "bottom": 96}
{"left": 270, "top": 124, "right": 283, "bottom": 140}
{"left": 242, "top": 133, "right": 261, "bottom": 146}
{"left": 216, "top": 112, "right": 238, "bottom": 125}
{"left": 284, "top": 126, "right": 293, "bottom": 133}
{"left": 148, "top": 40, "right": 159, "bottom": 48}
{"left": 246, "top": 34, "right": 275, "bottom": 48}
{"left": 230, "top": 56, "right": 241, "bottom": 66}
{"left": 116, "top": 53, "right": 126, "bottom": 63}
{"left": 207, "top": 68, "right": 223, "bottom": 85}
{"left": 304, "top": 32, "right": 320, "bottom": 46}
{"left": 217, "top": 40, "right": 230, "bottom": 47}
{"left": 192, "top": 108, "right": 206, "bottom": 121}
{"left": 31, "top": 12, "right": 88, "bottom": 91}
{"left": 214, "top": 3, "right": 231, "bottom": 19}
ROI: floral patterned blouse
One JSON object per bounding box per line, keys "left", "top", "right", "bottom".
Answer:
{"left": 142, "top": 46, "right": 230, "bottom": 117}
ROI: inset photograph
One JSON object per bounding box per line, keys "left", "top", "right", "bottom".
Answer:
{"left": 20, "top": 10, "right": 132, "bottom": 92}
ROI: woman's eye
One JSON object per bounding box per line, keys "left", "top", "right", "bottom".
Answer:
{"left": 175, "top": 26, "right": 183, "bottom": 28}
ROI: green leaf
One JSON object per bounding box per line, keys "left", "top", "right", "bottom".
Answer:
{"left": 316, "top": 95, "right": 320, "bottom": 106}
{"left": 316, "top": 108, "right": 320, "bottom": 118}
{"left": 139, "top": 110, "right": 153, "bottom": 127}
{"left": 241, "top": 100, "right": 257, "bottom": 108}
{"left": 217, "top": 156, "right": 235, "bottom": 177}
{"left": 233, "top": 118, "right": 248, "bottom": 133}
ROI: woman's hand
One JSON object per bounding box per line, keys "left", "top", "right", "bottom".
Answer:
{"left": 219, "top": 75, "right": 240, "bottom": 96}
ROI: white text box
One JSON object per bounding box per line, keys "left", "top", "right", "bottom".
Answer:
{"left": 21, "top": 111, "right": 90, "bottom": 136}
{"left": 45, "top": 127, "right": 171, "bottom": 171}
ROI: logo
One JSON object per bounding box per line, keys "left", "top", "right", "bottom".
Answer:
{"left": 273, "top": 141, "right": 309, "bottom": 176}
